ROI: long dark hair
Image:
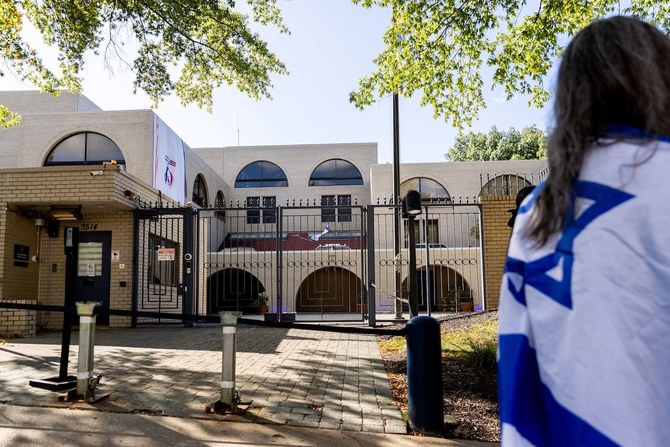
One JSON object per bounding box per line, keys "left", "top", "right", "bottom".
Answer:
{"left": 527, "top": 16, "right": 670, "bottom": 244}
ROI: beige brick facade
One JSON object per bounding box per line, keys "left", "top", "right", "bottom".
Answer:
{"left": 481, "top": 195, "right": 516, "bottom": 309}
{"left": 0, "top": 299, "right": 36, "bottom": 338}
{"left": 0, "top": 165, "right": 165, "bottom": 332}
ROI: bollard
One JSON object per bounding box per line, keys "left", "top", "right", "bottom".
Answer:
{"left": 406, "top": 315, "right": 444, "bottom": 436}
{"left": 206, "top": 311, "right": 249, "bottom": 414}
{"left": 68, "top": 302, "right": 108, "bottom": 403}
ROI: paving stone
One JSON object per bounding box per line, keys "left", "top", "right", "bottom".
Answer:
{"left": 0, "top": 325, "right": 404, "bottom": 434}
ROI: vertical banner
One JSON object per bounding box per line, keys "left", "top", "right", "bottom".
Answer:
{"left": 153, "top": 115, "right": 186, "bottom": 203}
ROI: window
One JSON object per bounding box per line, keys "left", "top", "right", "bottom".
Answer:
{"left": 321, "top": 195, "right": 352, "bottom": 222}
{"left": 148, "top": 235, "right": 179, "bottom": 287}
{"left": 400, "top": 177, "right": 450, "bottom": 202}
{"left": 214, "top": 191, "right": 225, "bottom": 207}
{"left": 44, "top": 132, "right": 126, "bottom": 166}
{"left": 404, "top": 219, "right": 439, "bottom": 248}
{"left": 192, "top": 174, "right": 208, "bottom": 207}
{"left": 246, "top": 196, "right": 276, "bottom": 224}
{"left": 479, "top": 175, "right": 532, "bottom": 197}
{"left": 262, "top": 196, "right": 277, "bottom": 223}
{"left": 235, "top": 161, "right": 288, "bottom": 187}
{"left": 310, "top": 159, "right": 363, "bottom": 186}
{"left": 246, "top": 197, "right": 260, "bottom": 223}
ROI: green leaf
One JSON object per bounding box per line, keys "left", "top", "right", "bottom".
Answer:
{"left": 0, "top": 0, "right": 289, "bottom": 125}
{"left": 446, "top": 125, "right": 546, "bottom": 161}
{"left": 351, "top": 0, "right": 666, "bottom": 129}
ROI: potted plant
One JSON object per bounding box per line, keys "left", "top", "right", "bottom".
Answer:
{"left": 456, "top": 290, "right": 474, "bottom": 312}
{"left": 459, "top": 298, "right": 474, "bottom": 312}
{"left": 250, "top": 292, "right": 269, "bottom": 315}
{"left": 357, "top": 297, "right": 368, "bottom": 314}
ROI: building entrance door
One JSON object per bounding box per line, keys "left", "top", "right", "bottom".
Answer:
{"left": 73, "top": 231, "right": 111, "bottom": 325}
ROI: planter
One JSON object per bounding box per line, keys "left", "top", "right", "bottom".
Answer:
{"left": 357, "top": 303, "right": 368, "bottom": 314}
{"left": 459, "top": 301, "right": 474, "bottom": 312}
{"left": 257, "top": 304, "right": 268, "bottom": 315}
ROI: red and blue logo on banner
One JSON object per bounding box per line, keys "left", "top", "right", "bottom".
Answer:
{"left": 164, "top": 155, "right": 176, "bottom": 187}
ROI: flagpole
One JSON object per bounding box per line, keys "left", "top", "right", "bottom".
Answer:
{"left": 393, "top": 92, "right": 403, "bottom": 320}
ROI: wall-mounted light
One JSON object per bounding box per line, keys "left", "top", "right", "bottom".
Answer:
{"left": 402, "top": 189, "right": 422, "bottom": 218}
{"left": 49, "top": 206, "right": 83, "bottom": 221}
{"left": 403, "top": 189, "right": 422, "bottom": 318}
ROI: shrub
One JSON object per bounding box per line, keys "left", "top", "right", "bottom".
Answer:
{"left": 442, "top": 319, "right": 498, "bottom": 372}
{"left": 379, "top": 335, "right": 407, "bottom": 354}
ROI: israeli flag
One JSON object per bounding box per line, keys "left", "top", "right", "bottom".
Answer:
{"left": 498, "top": 136, "right": 670, "bottom": 446}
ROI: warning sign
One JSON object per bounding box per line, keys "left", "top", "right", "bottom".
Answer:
{"left": 157, "top": 248, "right": 176, "bottom": 261}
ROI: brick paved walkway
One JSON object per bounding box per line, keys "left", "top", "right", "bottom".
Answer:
{"left": 0, "top": 325, "right": 407, "bottom": 434}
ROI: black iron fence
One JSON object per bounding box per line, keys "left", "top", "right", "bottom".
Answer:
{"left": 131, "top": 200, "right": 485, "bottom": 326}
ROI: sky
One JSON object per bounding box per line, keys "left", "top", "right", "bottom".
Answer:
{"left": 0, "top": 0, "right": 552, "bottom": 164}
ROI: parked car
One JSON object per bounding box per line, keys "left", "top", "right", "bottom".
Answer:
{"left": 220, "top": 247, "right": 257, "bottom": 253}
{"left": 314, "top": 244, "right": 351, "bottom": 251}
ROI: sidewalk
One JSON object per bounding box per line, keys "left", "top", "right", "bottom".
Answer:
{"left": 0, "top": 324, "right": 498, "bottom": 446}
{"left": 0, "top": 405, "right": 495, "bottom": 447}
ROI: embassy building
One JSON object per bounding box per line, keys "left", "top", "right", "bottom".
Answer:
{"left": 0, "top": 91, "right": 546, "bottom": 336}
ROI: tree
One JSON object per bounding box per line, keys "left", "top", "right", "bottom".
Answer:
{"left": 0, "top": 0, "right": 289, "bottom": 127}
{"left": 350, "top": 0, "right": 670, "bottom": 128}
{"left": 445, "top": 125, "right": 546, "bottom": 161}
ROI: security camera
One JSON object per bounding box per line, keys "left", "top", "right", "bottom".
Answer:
{"left": 31, "top": 255, "right": 40, "bottom": 262}
{"left": 90, "top": 170, "right": 104, "bottom": 176}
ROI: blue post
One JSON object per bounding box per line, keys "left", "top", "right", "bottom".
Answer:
{"left": 407, "top": 315, "right": 444, "bottom": 436}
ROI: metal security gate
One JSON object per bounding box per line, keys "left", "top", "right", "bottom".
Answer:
{"left": 132, "top": 200, "right": 484, "bottom": 326}
{"left": 132, "top": 206, "right": 195, "bottom": 326}
{"left": 280, "top": 206, "right": 367, "bottom": 317}
{"left": 366, "top": 200, "right": 485, "bottom": 322}
{"left": 195, "top": 203, "right": 367, "bottom": 322}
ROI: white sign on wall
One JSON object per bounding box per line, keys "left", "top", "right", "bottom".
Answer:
{"left": 157, "top": 248, "right": 176, "bottom": 261}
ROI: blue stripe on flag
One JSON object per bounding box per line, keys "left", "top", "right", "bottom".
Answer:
{"left": 504, "top": 257, "right": 527, "bottom": 306}
{"left": 499, "top": 334, "right": 619, "bottom": 446}
{"left": 518, "top": 181, "right": 544, "bottom": 215}
{"left": 605, "top": 125, "right": 670, "bottom": 143}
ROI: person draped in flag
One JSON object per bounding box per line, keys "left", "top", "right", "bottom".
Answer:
{"left": 498, "top": 16, "right": 670, "bottom": 446}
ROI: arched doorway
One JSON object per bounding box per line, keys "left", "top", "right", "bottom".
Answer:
{"left": 402, "top": 265, "right": 473, "bottom": 311}
{"left": 207, "top": 268, "right": 265, "bottom": 314}
{"left": 296, "top": 267, "right": 365, "bottom": 313}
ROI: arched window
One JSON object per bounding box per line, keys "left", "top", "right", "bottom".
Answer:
{"left": 215, "top": 191, "right": 225, "bottom": 207}
{"left": 479, "top": 174, "right": 531, "bottom": 197}
{"left": 235, "top": 161, "right": 288, "bottom": 188}
{"left": 309, "top": 159, "right": 363, "bottom": 186}
{"left": 400, "top": 177, "right": 450, "bottom": 202}
{"left": 44, "top": 132, "right": 125, "bottom": 166}
{"left": 192, "top": 174, "right": 208, "bottom": 207}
